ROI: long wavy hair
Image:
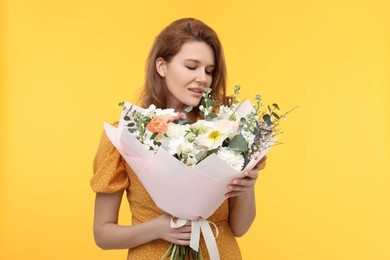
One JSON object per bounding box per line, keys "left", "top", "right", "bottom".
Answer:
{"left": 139, "top": 18, "right": 227, "bottom": 118}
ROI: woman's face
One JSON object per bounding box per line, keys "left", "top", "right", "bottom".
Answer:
{"left": 156, "top": 41, "right": 215, "bottom": 111}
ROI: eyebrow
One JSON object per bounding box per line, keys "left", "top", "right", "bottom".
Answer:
{"left": 184, "top": 59, "right": 215, "bottom": 67}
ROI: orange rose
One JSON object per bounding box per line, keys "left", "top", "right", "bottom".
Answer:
{"left": 146, "top": 116, "right": 168, "bottom": 134}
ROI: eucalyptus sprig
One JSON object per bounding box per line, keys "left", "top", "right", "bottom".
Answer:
{"left": 121, "top": 104, "right": 150, "bottom": 143}
{"left": 232, "top": 85, "right": 241, "bottom": 105}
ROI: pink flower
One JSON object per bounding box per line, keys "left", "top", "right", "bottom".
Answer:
{"left": 147, "top": 116, "right": 168, "bottom": 134}
{"left": 168, "top": 112, "right": 187, "bottom": 122}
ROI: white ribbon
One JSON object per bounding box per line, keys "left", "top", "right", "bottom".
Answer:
{"left": 170, "top": 217, "right": 220, "bottom": 260}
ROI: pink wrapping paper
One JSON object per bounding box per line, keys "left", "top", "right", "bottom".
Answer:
{"left": 104, "top": 101, "right": 273, "bottom": 220}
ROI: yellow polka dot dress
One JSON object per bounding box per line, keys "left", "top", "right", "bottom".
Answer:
{"left": 91, "top": 123, "right": 242, "bottom": 259}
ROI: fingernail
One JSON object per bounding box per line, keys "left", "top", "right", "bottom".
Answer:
{"left": 233, "top": 180, "right": 238, "bottom": 184}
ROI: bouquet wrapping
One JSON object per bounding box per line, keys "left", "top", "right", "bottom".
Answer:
{"left": 104, "top": 88, "right": 282, "bottom": 259}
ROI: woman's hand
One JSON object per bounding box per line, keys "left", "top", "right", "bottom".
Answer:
{"left": 153, "top": 213, "right": 192, "bottom": 246}
{"left": 225, "top": 156, "right": 267, "bottom": 199}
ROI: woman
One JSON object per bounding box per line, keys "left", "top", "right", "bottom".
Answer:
{"left": 91, "top": 18, "right": 267, "bottom": 259}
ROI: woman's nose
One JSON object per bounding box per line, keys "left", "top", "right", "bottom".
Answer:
{"left": 195, "top": 69, "right": 207, "bottom": 83}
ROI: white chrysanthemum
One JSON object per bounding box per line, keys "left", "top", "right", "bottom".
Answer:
{"left": 216, "top": 147, "right": 245, "bottom": 171}
{"left": 241, "top": 129, "right": 255, "bottom": 145}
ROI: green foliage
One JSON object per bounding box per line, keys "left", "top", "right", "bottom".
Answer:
{"left": 228, "top": 134, "right": 248, "bottom": 152}
{"left": 263, "top": 114, "right": 272, "bottom": 126}
{"left": 184, "top": 106, "right": 193, "bottom": 113}
{"left": 272, "top": 112, "right": 280, "bottom": 119}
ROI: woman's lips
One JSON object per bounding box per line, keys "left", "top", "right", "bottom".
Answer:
{"left": 188, "top": 87, "right": 204, "bottom": 94}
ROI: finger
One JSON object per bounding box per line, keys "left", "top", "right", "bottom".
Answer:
{"left": 173, "top": 233, "right": 191, "bottom": 245}
{"left": 228, "top": 183, "right": 253, "bottom": 192}
{"left": 225, "top": 191, "right": 245, "bottom": 198}
{"left": 254, "top": 157, "right": 267, "bottom": 170}
{"left": 176, "top": 239, "right": 191, "bottom": 246}
{"left": 176, "top": 226, "right": 192, "bottom": 233}
{"left": 231, "top": 178, "right": 256, "bottom": 188}
{"left": 257, "top": 161, "right": 266, "bottom": 171}
{"left": 176, "top": 232, "right": 191, "bottom": 240}
{"left": 243, "top": 170, "right": 258, "bottom": 179}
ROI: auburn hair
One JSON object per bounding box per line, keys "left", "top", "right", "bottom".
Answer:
{"left": 139, "top": 18, "right": 227, "bottom": 118}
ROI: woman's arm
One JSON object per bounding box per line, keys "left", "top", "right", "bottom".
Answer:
{"left": 226, "top": 156, "right": 267, "bottom": 237}
{"left": 93, "top": 191, "right": 192, "bottom": 250}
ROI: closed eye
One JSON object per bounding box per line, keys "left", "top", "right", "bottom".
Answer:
{"left": 185, "top": 66, "right": 213, "bottom": 76}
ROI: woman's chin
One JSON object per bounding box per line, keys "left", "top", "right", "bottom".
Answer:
{"left": 172, "top": 98, "right": 201, "bottom": 111}
{"left": 186, "top": 101, "right": 201, "bottom": 108}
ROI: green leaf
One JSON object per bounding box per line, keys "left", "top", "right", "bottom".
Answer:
{"left": 184, "top": 106, "right": 193, "bottom": 112}
{"left": 242, "top": 153, "right": 249, "bottom": 170}
{"left": 206, "top": 113, "right": 218, "bottom": 121}
{"left": 272, "top": 103, "right": 280, "bottom": 110}
{"left": 150, "top": 132, "right": 158, "bottom": 140}
{"left": 272, "top": 112, "right": 280, "bottom": 119}
{"left": 124, "top": 116, "right": 130, "bottom": 121}
{"left": 207, "top": 148, "right": 219, "bottom": 156}
{"left": 195, "top": 150, "right": 207, "bottom": 161}
{"left": 263, "top": 114, "right": 272, "bottom": 126}
{"left": 127, "top": 122, "right": 135, "bottom": 127}
{"left": 228, "top": 134, "right": 248, "bottom": 152}
{"left": 207, "top": 99, "right": 216, "bottom": 107}
{"left": 178, "top": 118, "right": 189, "bottom": 125}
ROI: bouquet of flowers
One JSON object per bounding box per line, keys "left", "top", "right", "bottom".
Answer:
{"left": 119, "top": 86, "right": 290, "bottom": 172}
{"left": 105, "top": 86, "right": 294, "bottom": 260}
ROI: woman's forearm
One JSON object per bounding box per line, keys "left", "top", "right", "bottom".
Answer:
{"left": 93, "top": 192, "right": 191, "bottom": 250}
{"left": 228, "top": 187, "right": 256, "bottom": 237}
{"left": 93, "top": 191, "right": 161, "bottom": 250}
{"left": 94, "top": 219, "right": 160, "bottom": 250}
{"left": 227, "top": 157, "right": 266, "bottom": 237}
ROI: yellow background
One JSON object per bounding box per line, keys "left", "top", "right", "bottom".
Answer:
{"left": 1, "top": 0, "right": 389, "bottom": 259}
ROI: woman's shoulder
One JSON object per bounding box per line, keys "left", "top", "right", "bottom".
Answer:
{"left": 91, "top": 121, "right": 129, "bottom": 193}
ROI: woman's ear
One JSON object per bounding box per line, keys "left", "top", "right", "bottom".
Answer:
{"left": 156, "top": 57, "right": 167, "bottom": 77}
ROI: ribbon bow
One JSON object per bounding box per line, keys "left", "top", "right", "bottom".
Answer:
{"left": 170, "top": 217, "right": 220, "bottom": 260}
